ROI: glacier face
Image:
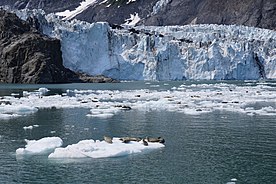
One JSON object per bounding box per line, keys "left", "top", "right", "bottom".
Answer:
{"left": 15, "top": 9, "right": 276, "bottom": 80}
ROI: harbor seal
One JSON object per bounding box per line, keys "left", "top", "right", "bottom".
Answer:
{"left": 119, "top": 137, "right": 141, "bottom": 143}
{"left": 103, "top": 136, "right": 113, "bottom": 144}
{"left": 142, "top": 139, "right": 148, "bottom": 146}
{"left": 146, "top": 137, "right": 165, "bottom": 144}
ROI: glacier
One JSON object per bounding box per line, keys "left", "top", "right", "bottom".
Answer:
{"left": 13, "top": 9, "right": 276, "bottom": 81}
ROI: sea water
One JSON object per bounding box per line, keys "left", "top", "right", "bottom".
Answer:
{"left": 0, "top": 81, "right": 275, "bottom": 184}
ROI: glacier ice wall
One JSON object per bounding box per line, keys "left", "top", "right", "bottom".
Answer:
{"left": 14, "top": 9, "right": 276, "bottom": 80}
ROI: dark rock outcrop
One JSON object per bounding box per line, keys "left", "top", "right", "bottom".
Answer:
{"left": 0, "top": 10, "right": 116, "bottom": 84}
{"left": 0, "top": 0, "right": 82, "bottom": 13}
{"left": 143, "top": 0, "right": 276, "bottom": 30}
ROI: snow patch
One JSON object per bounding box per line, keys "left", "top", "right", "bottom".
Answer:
{"left": 127, "top": 0, "right": 136, "bottom": 4}
{"left": 123, "top": 13, "right": 141, "bottom": 26}
{"left": 56, "top": 0, "right": 97, "bottom": 20}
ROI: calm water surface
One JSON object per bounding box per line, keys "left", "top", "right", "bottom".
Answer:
{"left": 0, "top": 82, "right": 275, "bottom": 184}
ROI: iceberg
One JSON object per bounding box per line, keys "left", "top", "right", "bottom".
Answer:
{"left": 11, "top": 9, "right": 276, "bottom": 81}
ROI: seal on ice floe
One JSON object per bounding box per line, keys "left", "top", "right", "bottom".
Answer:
{"left": 142, "top": 139, "right": 148, "bottom": 146}
{"left": 119, "top": 136, "right": 165, "bottom": 145}
{"left": 103, "top": 136, "right": 113, "bottom": 144}
{"left": 119, "top": 137, "right": 141, "bottom": 143}
{"left": 146, "top": 137, "right": 165, "bottom": 144}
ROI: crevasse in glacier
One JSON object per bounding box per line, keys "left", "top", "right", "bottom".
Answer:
{"left": 15, "top": 9, "right": 276, "bottom": 80}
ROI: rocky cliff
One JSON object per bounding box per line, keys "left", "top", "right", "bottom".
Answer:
{"left": 0, "top": 10, "right": 115, "bottom": 83}
{"left": 1, "top": 0, "right": 275, "bottom": 30}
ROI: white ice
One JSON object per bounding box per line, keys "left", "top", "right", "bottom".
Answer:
{"left": 49, "top": 137, "right": 165, "bottom": 159}
{"left": 37, "top": 87, "right": 49, "bottom": 95}
{"left": 23, "top": 124, "right": 39, "bottom": 130}
{"left": 0, "top": 104, "right": 38, "bottom": 119}
{"left": 16, "top": 137, "right": 63, "bottom": 156}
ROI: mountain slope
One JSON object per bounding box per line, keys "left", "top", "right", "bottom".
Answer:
{"left": 1, "top": 0, "right": 275, "bottom": 30}
{"left": 143, "top": 0, "right": 276, "bottom": 30}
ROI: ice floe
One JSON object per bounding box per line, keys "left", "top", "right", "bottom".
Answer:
{"left": 16, "top": 137, "right": 63, "bottom": 156}
{"left": 48, "top": 137, "right": 165, "bottom": 159}
{"left": 0, "top": 104, "right": 38, "bottom": 119}
{"left": 15, "top": 136, "right": 164, "bottom": 159}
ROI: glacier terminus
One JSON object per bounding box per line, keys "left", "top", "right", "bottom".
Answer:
{"left": 15, "top": 9, "right": 276, "bottom": 81}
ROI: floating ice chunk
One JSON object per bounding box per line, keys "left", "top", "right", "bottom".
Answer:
{"left": 49, "top": 138, "right": 165, "bottom": 159}
{"left": 11, "top": 93, "right": 20, "bottom": 96}
{"left": 23, "top": 126, "right": 33, "bottom": 130}
{"left": 66, "top": 89, "right": 76, "bottom": 97}
{"left": 22, "top": 91, "right": 30, "bottom": 97}
{"left": 86, "top": 107, "right": 120, "bottom": 118}
{"left": 226, "top": 178, "right": 238, "bottom": 184}
{"left": 16, "top": 105, "right": 38, "bottom": 114}
{"left": 16, "top": 137, "right": 63, "bottom": 156}
{"left": 37, "top": 88, "right": 50, "bottom": 95}
{"left": 0, "top": 113, "right": 20, "bottom": 119}
{"left": 0, "top": 105, "right": 38, "bottom": 117}
{"left": 23, "top": 124, "right": 39, "bottom": 130}
{"left": 86, "top": 113, "right": 114, "bottom": 118}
